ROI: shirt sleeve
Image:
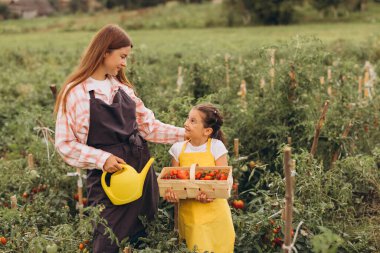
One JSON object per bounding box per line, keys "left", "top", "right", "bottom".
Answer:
{"left": 124, "top": 87, "right": 185, "bottom": 144}
{"left": 169, "top": 142, "right": 183, "bottom": 162}
{"left": 211, "top": 139, "right": 228, "bottom": 160}
{"left": 54, "top": 88, "right": 112, "bottom": 170}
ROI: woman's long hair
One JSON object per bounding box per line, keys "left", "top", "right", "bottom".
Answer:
{"left": 54, "top": 24, "right": 133, "bottom": 114}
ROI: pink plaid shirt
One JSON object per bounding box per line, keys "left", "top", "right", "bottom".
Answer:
{"left": 55, "top": 77, "right": 185, "bottom": 170}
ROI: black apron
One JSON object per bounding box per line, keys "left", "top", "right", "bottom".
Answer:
{"left": 85, "top": 88, "right": 159, "bottom": 253}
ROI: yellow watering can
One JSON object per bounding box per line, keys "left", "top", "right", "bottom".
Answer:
{"left": 101, "top": 158, "right": 155, "bottom": 205}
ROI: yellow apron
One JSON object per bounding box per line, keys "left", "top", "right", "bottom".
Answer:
{"left": 178, "top": 138, "right": 235, "bottom": 253}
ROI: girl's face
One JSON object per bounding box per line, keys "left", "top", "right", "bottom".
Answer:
{"left": 103, "top": 46, "right": 131, "bottom": 76}
{"left": 184, "top": 109, "right": 212, "bottom": 140}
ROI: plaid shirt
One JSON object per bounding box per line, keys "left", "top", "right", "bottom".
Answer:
{"left": 55, "top": 77, "right": 185, "bottom": 170}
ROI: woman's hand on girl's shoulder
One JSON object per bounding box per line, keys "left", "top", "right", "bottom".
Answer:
{"left": 164, "top": 188, "right": 179, "bottom": 203}
{"left": 196, "top": 191, "right": 214, "bottom": 203}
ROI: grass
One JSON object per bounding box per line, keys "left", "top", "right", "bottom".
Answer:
{"left": 2, "top": 23, "right": 380, "bottom": 59}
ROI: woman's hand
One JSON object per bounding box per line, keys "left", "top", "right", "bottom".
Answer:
{"left": 196, "top": 191, "right": 214, "bottom": 203}
{"left": 103, "top": 155, "right": 126, "bottom": 173}
{"left": 164, "top": 188, "right": 179, "bottom": 203}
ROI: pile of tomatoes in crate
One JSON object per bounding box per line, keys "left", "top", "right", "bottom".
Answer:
{"left": 161, "top": 169, "right": 190, "bottom": 180}
{"left": 195, "top": 169, "right": 228, "bottom": 180}
{"left": 161, "top": 169, "right": 228, "bottom": 180}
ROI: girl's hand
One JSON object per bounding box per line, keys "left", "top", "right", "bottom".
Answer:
{"left": 164, "top": 188, "right": 179, "bottom": 203}
{"left": 103, "top": 155, "right": 126, "bottom": 173}
{"left": 196, "top": 191, "right": 214, "bottom": 203}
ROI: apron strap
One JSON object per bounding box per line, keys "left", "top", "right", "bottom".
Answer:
{"left": 206, "top": 138, "right": 212, "bottom": 152}
{"left": 180, "top": 140, "right": 189, "bottom": 154}
{"left": 89, "top": 90, "right": 96, "bottom": 99}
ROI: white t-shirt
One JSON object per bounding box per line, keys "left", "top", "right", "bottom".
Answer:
{"left": 169, "top": 139, "right": 228, "bottom": 162}
{"left": 87, "top": 77, "right": 113, "bottom": 102}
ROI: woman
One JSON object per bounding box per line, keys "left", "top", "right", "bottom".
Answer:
{"left": 54, "top": 24, "right": 185, "bottom": 252}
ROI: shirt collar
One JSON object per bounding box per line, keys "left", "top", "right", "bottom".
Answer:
{"left": 84, "top": 76, "right": 123, "bottom": 92}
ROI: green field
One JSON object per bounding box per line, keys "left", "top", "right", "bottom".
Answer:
{"left": 0, "top": 3, "right": 380, "bottom": 253}
{"left": 2, "top": 23, "right": 380, "bottom": 61}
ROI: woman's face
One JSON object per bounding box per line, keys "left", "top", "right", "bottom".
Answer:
{"left": 103, "top": 46, "right": 131, "bottom": 76}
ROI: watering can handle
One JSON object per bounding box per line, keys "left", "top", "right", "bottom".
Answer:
{"left": 104, "top": 164, "right": 129, "bottom": 187}
{"left": 189, "top": 164, "right": 197, "bottom": 180}
{"left": 104, "top": 172, "right": 113, "bottom": 187}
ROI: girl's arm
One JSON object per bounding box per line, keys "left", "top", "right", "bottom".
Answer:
{"left": 215, "top": 154, "right": 228, "bottom": 166}
{"left": 171, "top": 158, "right": 180, "bottom": 167}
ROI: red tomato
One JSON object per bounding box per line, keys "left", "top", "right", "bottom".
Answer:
{"left": 195, "top": 172, "right": 202, "bottom": 179}
{"left": 0, "top": 237, "right": 7, "bottom": 245}
{"left": 219, "top": 174, "right": 227, "bottom": 180}
{"left": 79, "top": 243, "right": 85, "bottom": 250}
{"left": 232, "top": 199, "right": 245, "bottom": 209}
{"left": 74, "top": 193, "right": 79, "bottom": 201}
{"left": 177, "top": 170, "right": 189, "bottom": 180}
{"left": 170, "top": 169, "right": 178, "bottom": 176}
{"left": 204, "top": 175, "right": 212, "bottom": 180}
{"left": 22, "top": 192, "right": 29, "bottom": 198}
{"left": 272, "top": 237, "right": 283, "bottom": 246}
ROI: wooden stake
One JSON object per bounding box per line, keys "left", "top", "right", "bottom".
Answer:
{"left": 176, "top": 66, "right": 183, "bottom": 92}
{"left": 363, "top": 70, "right": 369, "bottom": 98}
{"left": 260, "top": 77, "right": 266, "bottom": 89}
{"left": 327, "top": 86, "right": 333, "bottom": 96}
{"left": 310, "top": 100, "right": 330, "bottom": 157}
{"left": 358, "top": 76, "right": 363, "bottom": 99}
{"left": 238, "top": 80, "right": 247, "bottom": 110}
{"left": 287, "top": 137, "right": 292, "bottom": 146}
{"left": 49, "top": 84, "right": 57, "bottom": 100}
{"left": 27, "top": 153, "right": 35, "bottom": 169}
{"left": 283, "top": 146, "right": 293, "bottom": 253}
{"left": 331, "top": 122, "right": 353, "bottom": 166}
{"left": 290, "top": 159, "right": 296, "bottom": 196}
{"left": 319, "top": 76, "right": 325, "bottom": 86}
{"left": 270, "top": 67, "right": 275, "bottom": 89}
{"left": 10, "top": 195, "right": 17, "bottom": 209}
{"left": 238, "top": 80, "right": 247, "bottom": 98}
{"left": 234, "top": 138, "right": 239, "bottom": 158}
{"left": 327, "top": 67, "right": 332, "bottom": 82}
{"left": 270, "top": 49, "right": 276, "bottom": 66}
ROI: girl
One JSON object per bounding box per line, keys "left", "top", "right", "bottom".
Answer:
{"left": 165, "top": 103, "right": 235, "bottom": 253}
{"left": 54, "top": 24, "right": 185, "bottom": 253}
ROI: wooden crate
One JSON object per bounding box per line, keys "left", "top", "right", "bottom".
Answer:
{"left": 157, "top": 164, "right": 233, "bottom": 199}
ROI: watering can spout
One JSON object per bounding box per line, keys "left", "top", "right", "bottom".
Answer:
{"left": 140, "top": 158, "right": 155, "bottom": 178}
